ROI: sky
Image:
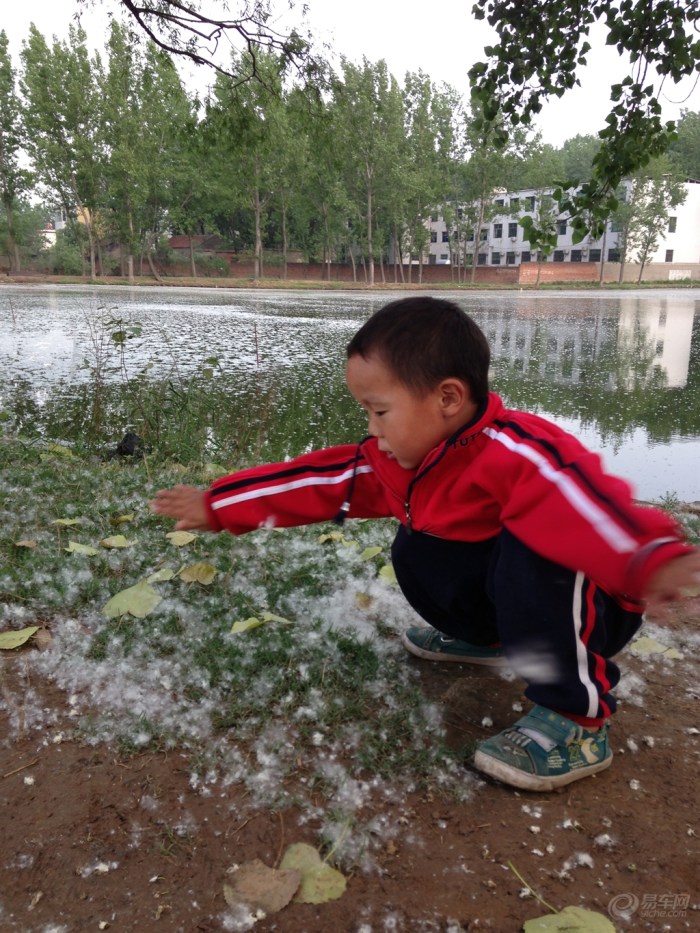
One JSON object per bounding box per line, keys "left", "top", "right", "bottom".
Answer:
{"left": 3, "top": 0, "right": 700, "bottom": 145}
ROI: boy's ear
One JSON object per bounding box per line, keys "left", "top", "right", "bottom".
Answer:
{"left": 438, "top": 378, "right": 471, "bottom": 414}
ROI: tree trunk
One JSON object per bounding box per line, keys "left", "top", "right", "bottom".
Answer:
{"left": 366, "top": 167, "right": 375, "bottom": 285}
{"left": 3, "top": 198, "right": 21, "bottom": 273}
{"left": 189, "top": 234, "right": 197, "bottom": 277}
{"left": 146, "top": 237, "right": 164, "bottom": 283}
{"left": 471, "top": 202, "right": 485, "bottom": 285}
{"left": 127, "top": 254, "right": 134, "bottom": 284}
{"left": 282, "top": 204, "right": 288, "bottom": 280}
{"left": 96, "top": 238, "right": 104, "bottom": 277}
{"left": 599, "top": 227, "right": 607, "bottom": 284}
{"left": 349, "top": 248, "right": 357, "bottom": 283}
{"left": 254, "top": 185, "right": 263, "bottom": 280}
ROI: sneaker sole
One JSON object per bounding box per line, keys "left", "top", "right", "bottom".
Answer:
{"left": 401, "top": 631, "right": 507, "bottom": 667}
{"left": 472, "top": 748, "right": 613, "bottom": 791}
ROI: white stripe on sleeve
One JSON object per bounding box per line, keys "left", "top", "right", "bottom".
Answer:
{"left": 484, "top": 427, "right": 637, "bottom": 554}
{"left": 211, "top": 464, "right": 374, "bottom": 511}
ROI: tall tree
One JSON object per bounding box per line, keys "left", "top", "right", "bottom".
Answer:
{"left": 0, "top": 30, "right": 31, "bottom": 273}
{"left": 610, "top": 161, "right": 686, "bottom": 283}
{"left": 470, "top": 1, "right": 700, "bottom": 241}
{"left": 21, "top": 24, "right": 105, "bottom": 278}
{"left": 334, "top": 59, "right": 404, "bottom": 285}
{"left": 208, "top": 48, "right": 289, "bottom": 280}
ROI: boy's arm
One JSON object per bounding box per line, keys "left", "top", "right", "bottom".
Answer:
{"left": 151, "top": 444, "right": 392, "bottom": 536}
{"left": 644, "top": 551, "right": 700, "bottom": 607}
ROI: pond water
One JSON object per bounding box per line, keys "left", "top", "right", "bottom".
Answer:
{"left": 2, "top": 284, "right": 700, "bottom": 502}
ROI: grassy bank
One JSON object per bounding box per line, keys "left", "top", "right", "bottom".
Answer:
{"left": 1, "top": 437, "right": 470, "bottom": 865}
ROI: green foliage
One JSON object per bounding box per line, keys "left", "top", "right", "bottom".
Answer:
{"left": 469, "top": 0, "right": 700, "bottom": 239}
{"left": 51, "top": 228, "right": 85, "bottom": 275}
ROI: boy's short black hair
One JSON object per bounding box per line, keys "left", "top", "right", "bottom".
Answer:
{"left": 346, "top": 296, "right": 491, "bottom": 403}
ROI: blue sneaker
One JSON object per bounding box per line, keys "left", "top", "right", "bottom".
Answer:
{"left": 401, "top": 626, "right": 506, "bottom": 667}
{"left": 473, "top": 705, "right": 612, "bottom": 791}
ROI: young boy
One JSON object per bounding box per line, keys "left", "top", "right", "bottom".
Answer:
{"left": 151, "top": 297, "right": 700, "bottom": 792}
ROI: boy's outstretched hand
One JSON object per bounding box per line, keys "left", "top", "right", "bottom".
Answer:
{"left": 644, "top": 551, "right": 700, "bottom": 615}
{"left": 150, "top": 485, "right": 211, "bottom": 531}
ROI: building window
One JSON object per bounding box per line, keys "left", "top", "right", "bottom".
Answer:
{"left": 508, "top": 222, "right": 518, "bottom": 237}
{"left": 556, "top": 220, "right": 567, "bottom": 235}
{"left": 521, "top": 250, "right": 531, "bottom": 263}
{"left": 492, "top": 252, "right": 501, "bottom": 265}
{"left": 553, "top": 250, "right": 565, "bottom": 262}
{"left": 478, "top": 253, "right": 487, "bottom": 265}
{"left": 608, "top": 249, "right": 620, "bottom": 262}
{"left": 467, "top": 230, "right": 474, "bottom": 241}
{"left": 440, "top": 253, "right": 449, "bottom": 261}
{"left": 442, "top": 230, "right": 449, "bottom": 242}
{"left": 571, "top": 249, "right": 582, "bottom": 262}
{"left": 428, "top": 254, "right": 437, "bottom": 264}
{"left": 510, "top": 197, "right": 519, "bottom": 210}
{"left": 506, "top": 251, "right": 516, "bottom": 265}
{"left": 668, "top": 216, "right": 677, "bottom": 233}
{"left": 527, "top": 196, "right": 536, "bottom": 210}
{"left": 589, "top": 248, "right": 601, "bottom": 262}
{"left": 537, "top": 251, "right": 547, "bottom": 262}
{"left": 457, "top": 208, "right": 464, "bottom": 220}
{"left": 430, "top": 213, "right": 438, "bottom": 222}
{"left": 665, "top": 249, "right": 674, "bottom": 262}
{"left": 493, "top": 222, "right": 503, "bottom": 238}
{"left": 480, "top": 228, "right": 488, "bottom": 241}
{"left": 495, "top": 198, "right": 505, "bottom": 208}
{"left": 430, "top": 231, "right": 437, "bottom": 243}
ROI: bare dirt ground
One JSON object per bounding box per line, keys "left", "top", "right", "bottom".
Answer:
{"left": 1, "top": 602, "right": 698, "bottom": 933}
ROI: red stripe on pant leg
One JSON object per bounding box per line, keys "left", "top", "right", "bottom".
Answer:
{"left": 583, "top": 581, "right": 612, "bottom": 720}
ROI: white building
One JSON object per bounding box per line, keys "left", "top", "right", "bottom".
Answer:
{"left": 425, "top": 180, "right": 700, "bottom": 271}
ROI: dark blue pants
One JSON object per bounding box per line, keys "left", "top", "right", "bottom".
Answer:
{"left": 391, "top": 525, "right": 643, "bottom": 723}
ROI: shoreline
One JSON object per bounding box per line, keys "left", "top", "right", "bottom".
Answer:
{"left": 4, "top": 273, "right": 700, "bottom": 292}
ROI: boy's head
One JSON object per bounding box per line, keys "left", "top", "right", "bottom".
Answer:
{"left": 346, "top": 296, "right": 490, "bottom": 403}
{"left": 345, "top": 297, "right": 490, "bottom": 469}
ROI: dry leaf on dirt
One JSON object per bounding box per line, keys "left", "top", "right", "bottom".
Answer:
{"left": 629, "top": 636, "right": 683, "bottom": 660}
{"left": 178, "top": 562, "right": 218, "bottom": 585}
{"left": 223, "top": 859, "right": 301, "bottom": 916}
{"left": 0, "top": 626, "right": 39, "bottom": 650}
{"left": 52, "top": 518, "right": 82, "bottom": 526}
{"left": 14, "top": 539, "right": 37, "bottom": 549}
{"left": 279, "top": 843, "right": 347, "bottom": 904}
{"left": 523, "top": 906, "right": 615, "bottom": 932}
{"left": 102, "top": 582, "right": 162, "bottom": 619}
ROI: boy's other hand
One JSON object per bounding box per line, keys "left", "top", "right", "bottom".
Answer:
{"left": 644, "top": 551, "right": 700, "bottom": 615}
{"left": 150, "top": 485, "right": 210, "bottom": 531}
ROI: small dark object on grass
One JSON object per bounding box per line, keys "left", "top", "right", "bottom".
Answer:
{"left": 107, "top": 432, "right": 149, "bottom": 460}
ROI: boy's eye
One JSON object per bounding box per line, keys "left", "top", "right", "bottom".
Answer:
{"left": 374, "top": 411, "right": 386, "bottom": 417}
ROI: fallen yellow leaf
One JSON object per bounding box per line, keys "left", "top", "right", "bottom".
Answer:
{"left": 0, "top": 627, "right": 39, "bottom": 650}
{"left": 179, "top": 562, "right": 218, "bottom": 585}
{"left": 100, "top": 535, "right": 131, "bottom": 549}
{"left": 166, "top": 531, "right": 197, "bottom": 547}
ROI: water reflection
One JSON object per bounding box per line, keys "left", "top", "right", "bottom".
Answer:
{"left": 1, "top": 285, "right": 699, "bottom": 500}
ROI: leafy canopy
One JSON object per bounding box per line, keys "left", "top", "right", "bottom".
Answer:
{"left": 469, "top": 0, "right": 700, "bottom": 241}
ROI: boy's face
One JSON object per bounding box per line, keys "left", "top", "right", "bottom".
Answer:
{"left": 346, "top": 353, "right": 466, "bottom": 470}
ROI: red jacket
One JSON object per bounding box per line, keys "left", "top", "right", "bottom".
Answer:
{"left": 205, "top": 393, "right": 692, "bottom": 603}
